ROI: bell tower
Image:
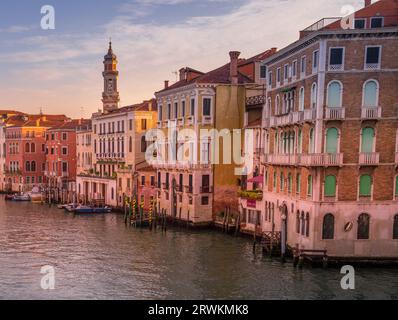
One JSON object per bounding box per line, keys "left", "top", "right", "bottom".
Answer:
{"left": 102, "top": 41, "right": 120, "bottom": 113}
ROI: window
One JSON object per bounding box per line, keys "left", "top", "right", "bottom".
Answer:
{"left": 326, "top": 127, "right": 339, "bottom": 154}
{"left": 370, "top": 17, "right": 383, "bottom": 28}
{"left": 25, "top": 161, "right": 31, "bottom": 172}
{"left": 141, "top": 119, "right": 147, "bottom": 130}
{"left": 299, "top": 87, "right": 305, "bottom": 111}
{"left": 296, "top": 211, "right": 300, "bottom": 233}
{"left": 312, "top": 51, "right": 319, "bottom": 72}
{"left": 273, "top": 172, "right": 277, "bottom": 190}
{"left": 276, "top": 67, "right": 281, "bottom": 83}
{"left": 359, "top": 175, "right": 372, "bottom": 197}
{"left": 365, "top": 46, "right": 381, "bottom": 69}
{"left": 329, "top": 48, "right": 344, "bottom": 70}
{"left": 292, "top": 60, "right": 297, "bottom": 77}
{"left": 150, "top": 176, "right": 155, "bottom": 186}
{"left": 62, "top": 133, "right": 67, "bottom": 140}
{"left": 201, "top": 196, "right": 209, "bottom": 206}
{"left": 284, "top": 64, "right": 289, "bottom": 80}
{"left": 327, "top": 81, "right": 342, "bottom": 108}
{"left": 268, "top": 71, "right": 272, "bottom": 86}
{"left": 158, "top": 105, "right": 162, "bottom": 121}
{"left": 174, "top": 102, "right": 178, "bottom": 119}
{"left": 141, "top": 136, "right": 147, "bottom": 153}
{"left": 280, "top": 173, "right": 284, "bottom": 191}
{"left": 167, "top": 104, "right": 171, "bottom": 120}
{"left": 305, "top": 213, "right": 310, "bottom": 237}
{"left": 300, "top": 56, "right": 306, "bottom": 75}
{"left": 25, "top": 143, "right": 30, "bottom": 153}
{"left": 203, "top": 98, "right": 211, "bottom": 117}
{"left": 296, "top": 174, "right": 301, "bottom": 194}
{"left": 190, "top": 98, "right": 195, "bottom": 116}
{"left": 357, "top": 213, "right": 370, "bottom": 240}
{"left": 260, "top": 64, "right": 267, "bottom": 79}
{"left": 157, "top": 172, "right": 161, "bottom": 188}
{"left": 393, "top": 215, "right": 398, "bottom": 239}
{"left": 129, "top": 136, "right": 133, "bottom": 153}
{"left": 363, "top": 80, "right": 378, "bottom": 107}
{"left": 141, "top": 176, "right": 145, "bottom": 186}
{"left": 297, "top": 129, "right": 302, "bottom": 153}
{"left": 324, "top": 175, "right": 336, "bottom": 197}
{"left": 322, "top": 214, "right": 335, "bottom": 239}
{"left": 361, "top": 127, "right": 375, "bottom": 153}
{"left": 62, "top": 162, "right": 68, "bottom": 173}
{"left": 309, "top": 128, "right": 315, "bottom": 153}
{"left": 181, "top": 101, "right": 186, "bottom": 117}
{"left": 288, "top": 173, "right": 292, "bottom": 193}
{"left": 311, "top": 83, "right": 317, "bottom": 109}
{"left": 62, "top": 147, "right": 67, "bottom": 155}
{"left": 355, "top": 18, "right": 366, "bottom": 29}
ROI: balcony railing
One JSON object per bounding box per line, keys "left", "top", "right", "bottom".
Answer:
{"left": 300, "top": 153, "right": 343, "bottom": 167}
{"left": 328, "top": 64, "right": 344, "bottom": 71}
{"left": 303, "top": 108, "right": 316, "bottom": 121}
{"left": 359, "top": 152, "right": 380, "bottom": 166}
{"left": 200, "top": 186, "right": 213, "bottom": 193}
{"left": 266, "top": 154, "right": 299, "bottom": 166}
{"left": 365, "top": 63, "right": 380, "bottom": 71}
{"left": 325, "top": 107, "right": 345, "bottom": 120}
{"left": 361, "top": 106, "right": 381, "bottom": 119}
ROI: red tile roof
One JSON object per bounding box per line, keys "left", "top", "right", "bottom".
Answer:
{"left": 106, "top": 98, "right": 156, "bottom": 115}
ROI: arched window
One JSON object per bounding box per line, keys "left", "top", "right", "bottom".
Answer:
{"left": 326, "top": 127, "right": 339, "bottom": 154}
{"left": 311, "top": 82, "right": 317, "bottom": 109}
{"left": 288, "top": 173, "right": 292, "bottom": 193}
{"left": 141, "top": 136, "right": 147, "bottom": 153}
{"left": 322, "top": 213, "right": 335, "bottom": 239}
{"left": 296, "top": 211, "right": 300, "bottom": 233}
{"left": 275, "top": 95, "right": 280, "bottom": 115}
{"left": 25, "top": 161, "right": 31, "bottom": 172}
{"left": 327, "top": 81, "right": 342, "bottom": 108}
{"left": 299, "top": 87, "right": 305, "bottom": 111}
{"left": 25, "top": 143, "right": 30, "bottom": 153}
{"left": 363, "top": 80, "right": 378, "bottom": 107}
{"left": 31, "top": 161, "right": 36, "bottom": 172}
{"left": 357, "top": 213, "right": 370, "bottom": 240}
{"left": 359, "top": 174, "right": 372, "bottom": 197}
{"left": 309, "top": 128, "right": 315, "bottom": 153}
{"left": 280, "top": 173, "right": 284, "bottom": 191}
{"left": 297, "top": 129, "right": 302, "bottom": 153}
{"left": 393, "top": 215, "right": 398, "bottom": 240}
{"left": 361, "top": 127, "right": 375, "bottom": 153}
{"left": 325, "top": 175, "right": 336, "bottom": 197}
{"left": 305, "top": 212, "right": 310, "bottom": 237}
{"left": 300, "top": 212, "right": 305, "bottom": 235}
{"left": 31, "top": 143, "right": 35, "bottom": 153}
{"left": 307, "top": 175, "right": 313, "bottom": 196}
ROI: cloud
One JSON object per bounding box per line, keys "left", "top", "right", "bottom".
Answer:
{"left": 0, "top": 0, "right": 364, "bottom": 118}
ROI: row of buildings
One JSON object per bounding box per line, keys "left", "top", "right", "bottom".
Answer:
{"left": 1, "top": 0, "right": 397, "bottom": 258}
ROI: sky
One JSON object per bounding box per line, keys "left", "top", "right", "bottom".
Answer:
{"left": 0, "top": 0, "right": 364, "bottom": 118}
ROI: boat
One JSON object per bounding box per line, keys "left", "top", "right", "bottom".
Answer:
{"left": 29, "top": 187, "right": 44, "bottom": 203}
{"left": 5, "top": 194, "right": 15, "bottom": 201}
{"left": 13, "top": 193, "right": 31, "bottom": 201}
{"left": 64, "top": 204, "right": 78, "bottom": 212}
{"left": 58, "top": 203, "right": 75, "bottom": 210}
{"left": 74, "top": 206, "right": 112, "bottom": 214}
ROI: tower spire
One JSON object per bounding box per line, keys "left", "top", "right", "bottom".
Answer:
{"left": 102, "top": 41, "right": 119, "bottom": 113}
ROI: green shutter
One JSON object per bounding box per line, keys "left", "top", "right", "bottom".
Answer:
{"left": 325, "top": 175, "right": 336, "bottom": 196}
{"left": 361, "top": 127, "right": 374, "bottom": 153}
{"left": 326, "top": 128, "right": 338, "bottom": 154}
{"left": 359, "top": 175, "right": 372, "bottom": 196}
{"left": 297, "top": 174, "right": 301, "bottom": 193}
{"left": 395, "top": 176, "right": 398, "bottom": 196}
{"left": 308, "top": 175, "right": 313, "bottom": 195}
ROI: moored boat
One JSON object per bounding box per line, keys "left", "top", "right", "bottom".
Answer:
{"left": 13, "top": 193, "right": 30, "bottom": 201}
{"left": 74, "top": 206, "right": 112, "bottom": 214}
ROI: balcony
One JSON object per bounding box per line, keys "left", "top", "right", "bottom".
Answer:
{"left": 328, "top": 64, "right": 344, "bottom": 71}
{"left": 200, "top": 186, "right": 213, "bottom": 193}
{"left": 300, "top": 153, "right": 343, "bottom": 167}
{"left": 238, "top": 190, "right": 263, "bottom": 201}
{"left": 359, "top": 152, "right": 380, "bottom": 166}
{"left": 364, "top": 63, "right": 380, "bottom": 71}
{"left": 266, "top": 154, "right": 299, "bottom": 166}
{"left": 361, "top": 106, "right": 381, "bottom": 119}
{"left": 303, "top": 108, "right": 316, "bottom": 121}
{"left": 325, "top": 107, "right": 345, "bottom": 120}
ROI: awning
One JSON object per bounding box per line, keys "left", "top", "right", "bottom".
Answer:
{"left": 247, "top": 176, "right": 263, "bottom": 184}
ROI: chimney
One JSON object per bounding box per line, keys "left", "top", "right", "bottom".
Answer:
{"left": 229, "top": 51, "right": 241, "bottom": 85}
{"left": 179, "top": 68, "right": 187, "bottom": 81}
{"left": 365, "top": 0, "right": 371, "bottom": 7}
{"left": 164, "top": 80, "right": 169, "bottom": 89}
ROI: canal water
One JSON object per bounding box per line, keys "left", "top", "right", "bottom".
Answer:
{"left": 0, "top": 196, "right": 397, "bottom": 300}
